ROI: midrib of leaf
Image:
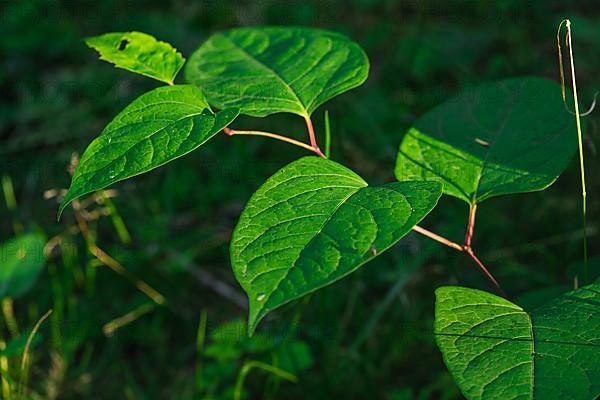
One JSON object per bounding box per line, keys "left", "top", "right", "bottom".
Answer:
{"left": 527, "top": 312, "right": 535, "bottom": 400}
{"left": 108, "top": 100, "right": 207, "bottom": 127}
{"left": 64, "top": 110, "right": 219, "bottom": 213}
{"left": 220, "top": 33, "right": 308, "bottom": 116}
{"left": 471, "top": 105, "right": 516, "bottom": 203}
{"left": 103, "top": 52, "right": 174, "bottom": 83}
{"left": 398, "top": 128, "right": 470, "bottom": 199}
{"left": 398, "top": 147, "right": 471, "bottom": 201}
{"left": 304, "top": 42, "right": 352, "bottom": 114}
{"left": 256, "top": 185, "right": 364, "bottom": 318}
{"left": 83, "top": 110, "right": 212, "bottom": 168}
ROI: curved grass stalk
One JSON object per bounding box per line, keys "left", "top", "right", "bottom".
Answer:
{"left": 234, "top": 360, "right": 297, "bottom": 400}
{"left": 17, "top": 309, "right": 52, "bottom": 400}
{"left": 557, "top": 19, "right": 589, "bottom": 284}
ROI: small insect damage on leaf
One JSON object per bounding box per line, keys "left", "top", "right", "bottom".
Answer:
{"left": 118, "top": 39, "right": 129, "bottom": 51}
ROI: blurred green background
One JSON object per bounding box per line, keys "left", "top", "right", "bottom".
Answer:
{"left": 1, "top": 0, "right": 599, "bottom": 398}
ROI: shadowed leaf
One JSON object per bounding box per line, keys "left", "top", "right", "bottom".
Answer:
{"left": 0, "top": 233, "right": 46, "bottom": 299}
{"left": 396, "top": 77, "right": 577, "bottom": 204}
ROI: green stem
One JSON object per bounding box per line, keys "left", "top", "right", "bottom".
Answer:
{"left": 324, "top": 110, "right": 331, "bottom": 158}
{"left": 99, "top": 191, "right": 131, "bottom": 244}
{"left": 18, "top": 309, "right": 52, "bottom": 400}
{"left": 2, "top": 175, "right": 24, "bottom": 235}
{"left": 558, "top": 19, "right": 588, "bottom": 283}
{"left": 0, "top": 338, "right": 10, "bottom": 400}
{"left": 195, "top": 310, "right": 207, "bottom": 396}
{"left": 2, "top": 299, "right": 18, "bottom": 338}
{"left": 234, "top": 361, "right": 297, "bottom": 400}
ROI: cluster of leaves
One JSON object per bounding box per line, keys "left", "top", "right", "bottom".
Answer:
{"left": 198, "top": 319, "right": 313, "bottom": 400}
{"left": 56, "top": 28, "right": 599, "bottom": 399}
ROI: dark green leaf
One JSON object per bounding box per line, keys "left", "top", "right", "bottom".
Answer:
{"left": 59, "top": 85, "right": 239, "bottom": 216}
{"left": 86, "top": 31, "right": 185, "bottom": 84}
{"left": 185, "top": 27, "right": 369, "bottom": 117}
{"left": 0, "top": 233, "right": 46, "bottom": 299}
{"left": 435, "top": 283, "right": 600, "bottom": 399}
{"left": 231, "top": 157, "right": 442, "bottom": 334}
{"left": 396, "top": 77, "right": 577, "bottom": 204}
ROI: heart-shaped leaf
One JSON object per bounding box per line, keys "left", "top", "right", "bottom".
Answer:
{"left": 59, "top": 85, "right": 239, "bottom": 216}
{"left": 86, "top": 31, "right": 185, "bottom": 84}
{"left": 0, "top": 233, "right": 47, "bottom": 299}
{"left": 184, "top": 27, "right": 369, "bottom": 117}
{"left": 231, "top": 157, "right": 442, "bottom": 334}
{"left": 395, "top": 77, "right": 577, "bottom": 204}
{"left": 435, "top": 283, "right": 600, "bottom": 400}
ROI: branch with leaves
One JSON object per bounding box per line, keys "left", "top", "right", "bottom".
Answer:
{"left": 51, "top": 26, "right": 600, "bottom": 400}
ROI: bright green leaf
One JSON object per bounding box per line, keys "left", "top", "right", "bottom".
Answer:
{"left": 231, "top": 157, "right": 442, "bottom": 334}
{"left": 185, "top": 27, "right": 369, "bottom": 117}
{"left": 0, "top": 233, "right": 46, "bottom": 299}
{"left": 86, "top": 31, "right": 185, "bottom": 84}
{"left": 395, "top": 77, "right": 577, "bottom": 204}
{"left": 59, "top": 85, "right": 239, "bottom": 216}
{"left": 435, "top": 283, "right": 600, "bottom": 399}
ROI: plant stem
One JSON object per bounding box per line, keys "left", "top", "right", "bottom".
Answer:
{"left": 195, "top": 310, "right": 208, "bottom": 396}
{"left": 413, "top": 202, "right": 506, "bottom": 297}
{"left": 324, "top": 110, "right": 331, "bottom": 158}
{"left": 102, "top": 303, "right": 155, "bottom": 336}
{"left": 412, "top": 225, "right": 463, "bottom": 251}
{"left": 0, "top": 339, "right": 9, "bottom": 400}
{"left": 464, "top": 203, "right": 477, "bottom": 247}
{"left": 465, "top": 248, "right": 507, "bottom": 298}
{"left": 462, "top": 203, "right": 506, "bottom": 297}
{"left": 303, "top": 116, "right": 326, "bottom": 158}
{"left": 2, "top": 298, "right": 18, "bottom": 337}
{"left": 223, "top": 127, "right": 321, "bottom": 155}
{"left": 558, "top": 19, "right": 588, "bottom": 283}
{"left": 18, "top": 309, "right": 52, "bottom": 400}
{"left": 234, "top": 361, "right": 297, "bottom": 400}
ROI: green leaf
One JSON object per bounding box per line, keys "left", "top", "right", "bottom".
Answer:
{"left": 0, "top": 233, "right": 46, "bottom": 299}
{"left": 395, "top": 77, "right": 577, "bottom": 204}
{"left": 435, "top": 283, "right": 600, "bottom": 399}
{"left": 86, "top": 31, "right": 185, "bottom": 84}
{"left": 231, "top": 157, "right": 442, "bottom": 334}
{"left": 59, "top": 85, "right": 239, "bottom": 216}
{"left": 184, "top": 27, "right": 369, "bottom": 117}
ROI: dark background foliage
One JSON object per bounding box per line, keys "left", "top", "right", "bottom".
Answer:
{"left": 1, "top": 0, "right": 599, "bottom": 398}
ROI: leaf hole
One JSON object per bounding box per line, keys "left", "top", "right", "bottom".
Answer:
{"left": 118, "top": 39, "right": 129, "bottom": 51}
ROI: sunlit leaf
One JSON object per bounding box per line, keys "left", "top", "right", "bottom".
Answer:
{"left": 59, "top": 85, "right": 239, "bottom": 216}
{"left": 435, "top": 283, "right": 600, "bottom": 399}
{"left": 86, "top": 31, "right": 185, "bottom": 84}
{"left": 231, "top": 157, "right": 442, "bottom": 334}
{"left": 185, "top": 27, "right": 369, "bottom": 117}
